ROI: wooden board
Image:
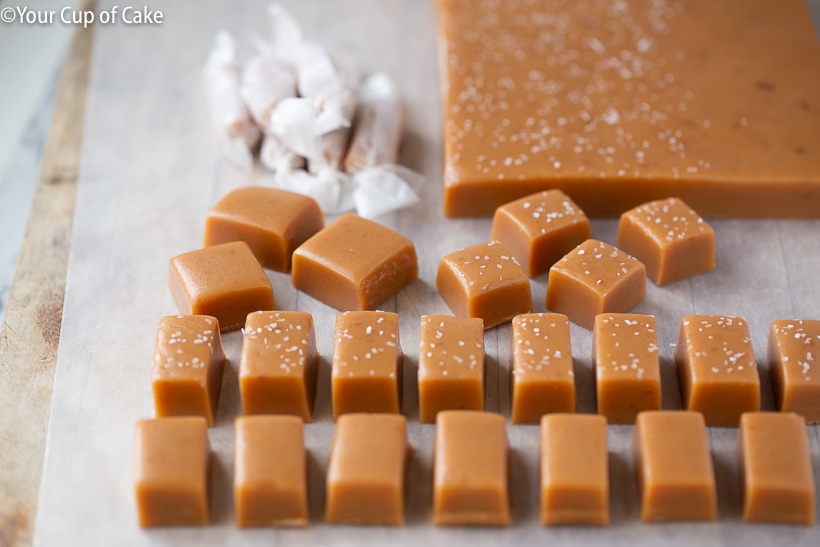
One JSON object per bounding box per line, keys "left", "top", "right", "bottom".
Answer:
{"left": 27, "top": 0, "right": 820, "bottom": 545}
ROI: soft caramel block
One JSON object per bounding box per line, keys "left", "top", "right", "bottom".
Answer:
{"left": 491, "top": 190, "right": 591, "bottom": 277}
{"left": 151, "top": 315, "right": 225, "bottom": 426}
{"left": 510, "top": 313, "right": 575, "bottom": 424}
{"left": 633, "top": 411, "right": 716, "bottom": 522}
{"left": 676, "top": 315, "right": 759, "bottom": 427}
{"left": 239, "top": 311, "right": 318, "bottom": 420}
{"left": 418, "top": 315, "right": 484, "bottom": 424}
{"left": 617, "top": 198, "right": 715, "bottom": 285}
{"left": 325, "top": 413, "right": 408, "bottom": 525}
{"left": 332, "top": 311, "right": 402, "bottom": 420}
{"left": 291, "top": 213, "right": 418, "bottom": 311}
{"left": 438, "top": 0, "right": 820, "bottom": 217}
{"left": 546, "top": 239, "right": 646, "bottom": 330}
{"left": 204, "top": 187, "right": 323, "bottom": 272}
{"left": 768, "top": 319, "right": 820, "bottom": 423}
{"left": 593, "top": 314, "right": 661, "bottom": 424}
{"left": 737, "top": 412, "right": 815, "bottom": 525}
{"left": 540, "top": 414, "right": 609, "bottom": 526}
{"left": 134, "top": 417, "right": 210, "bottom": 527}
{"left": 436, "top": 241, "right": 532, "bottom": 329}
{"left": 169, "top": 241, "right": 275, "bottom": 332}
{"left": 434, "top": 411, "right": 510, "bottom": 526}
{"left": 234, "top": 415, "right": 309, "bottom": 527}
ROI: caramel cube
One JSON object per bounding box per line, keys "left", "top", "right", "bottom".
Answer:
{"left": 234, "top": 415, "right": 309, "bottom": 527}
{"left": 737, "top": 412, "right": 815, "bottom": 524}
{"left": 239, "top": 311, "right": 318, "bottom": 421}
{"left": 676, "top": 315, "right": 760, "bottom": 427}
{"left": 436, "top": 241, "right": 532, "bottom": 329}
{"left": 169, "top": 241, "right": 276, "bottom": 332}
{"left": 331, "top": 311, "right": 402, "bottom": 420}
{"left": 134, "top": 417, "right": 210, "bottom": 527}
{"left": 151, "top": 315, "right": 225, "bottom": 426}
{"left": 204, "top": 187, "right": 323, "bottom": 272}
{"left": 510, "top": 313, "right": 575, "bottom": 424}
{"left": 491, "top": 190, "right": 591, "bottom": 277}
{"left": 546, "top": 239, "right": 646, "bottom": 330}
{"left": 768, "top": 319, "right": 820, "bottom": 423}
{"left": 593, "top": 314, "right": 661, "bottom": 424}
{"left": 633, "top": 411, "right": 717, "bottom": 522}
{"left": 291, "top": 213, "right": 418, "bottom": 311}
{"left": 433, "top": 411, "right": 510, "bottom": 526}
{"left": 617, "top": 198, "right": 715, "bottom": 286}
{"left": 418, "top": 315, "right": 485, "bottom": 424}
{"left": 325, "top": 413, "right": 408, "bottom": 525}
{"left": 540, "top": 414, "right": 609, "bottom": 526}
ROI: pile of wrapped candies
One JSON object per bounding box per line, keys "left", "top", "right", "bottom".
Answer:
{"left": 203, "top": 3, "right": 422, "bottom": 218}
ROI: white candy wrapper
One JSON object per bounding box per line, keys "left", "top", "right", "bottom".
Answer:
{"left": 203, "top": 31, "right": 261, "bottom": 170}
{"left": 274, "top": 166, "right": 355, "bottom": 215}
{"left": 346, "top": 73, "right": 423, "bottom": 219}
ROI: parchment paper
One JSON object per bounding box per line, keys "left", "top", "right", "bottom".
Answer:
{"left": 33, "top": 0, "right": 820, "bottom": 545}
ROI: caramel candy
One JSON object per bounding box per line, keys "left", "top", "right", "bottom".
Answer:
{"left": 737, "top": 412, "right": 815, "bottom": 524}
{"left": 540, "top": 414, "right": 609, "bottom": 526}
{"left": 768, "top": 319, "right": 820, "bottom": 423}
{"left": 325, "top": 413, "right": 408, "bottom": 525}
{"left": 676, "top": 315, "right": 760, "bottom": 427}
{"left": 617, "top": 198, "right": 715, "bottom": 285}
{"left": 134, "top": 417, "right": 210, "bottom": 527}
{"left": 437, "top": 0, "right": 820, "bottom": 218}
{"left": 433, "top": 411, "right": 510, "bottom": 526}
{"left": 593, "top": 314, "right": 661, "bottom": 424}
{"left": 169, "top": 241, "right": 275, "bottom": 332}
{"left": 491, "top": 190, "right": 591, "bottom": 277}
{"left": 204, "top": 187, "right": 323, "bottom": 272}
{"left": 510, "top": 313, "right": 575, "bottom": 424}
{"left": 418, "top": 315, "right": 484, "bottom": 424}
{"left": 436, "top": 241, "right": 532, "bottom": 329}
{"left": 331, "top": 311, "right": 402, "bottom": 420}
{"left": 291, "top": 213, "right": 418, "bottom": 311}
{"left": 546, "top": 239, "right": 646, "bottom": 330}
{"left": 234, "top": 415, "right": 309, "bottom": 527}
{"left": 151, "top": 315, "right": 225, "bottom": 426}
{"left": 239, "top": 311, "right": 318, "bottom": 421}
{"left": 633, "top": 411, "right": 717, "bottom": 522}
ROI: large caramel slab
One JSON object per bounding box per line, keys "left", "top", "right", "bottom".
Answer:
{"left": 768, "top": 319, "right": 820, "bottom": 423}
{"left": 325, "top": 413, "right": 408, "bottom": 525}
{"left": 433, "top": 411, "right": 510, "bottom": 526}
{"left": 437, "top": 0, "right": 820, "bottom": 217}
{"left": 737, "top": 412, "right": 815, "bottom": 525}
{"left": 633, "top": 411, "right": 716, "bottom": 522}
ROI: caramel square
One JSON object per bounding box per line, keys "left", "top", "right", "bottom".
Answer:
{"left": 737, "top": 412, "right": 815, "bottom": 524}
{"left": 540, "top": 414, "right": 609, "bottom": 526}
{"left": 325, "top": 413, "right": 408, "bottom": 525}
{"left": 151, "top": 315, "right": 225, "bottom": 426}
{"left": 617, "top": 198, "right": 715, "bottom": 285}
{"left": 676, "top": 315, "right": 760, "bottom": 427}
{"left": 204, "top": 187, "right": 324, "bottom": 272}
{"left": 291, "top": 213, "right": 418, "bottom": 311}
{"left": 418, "top": 315, "right": 484, "bottom": 424}
{"left": 134, "top": 417, "right": 210, "bottom": 527}
{"left": 239, "top": 311, "right": 318, "bottom": 421}
{"left": 633, "top": 411, "right": 716, "bottom": 522}
{"left": 510, "top": 313, "right": 575, "bottom": 424}
{"left": 768, "top": 319, "right": 820, "bottom": 423}
{"left": 234, "top": 415, "right": 309, "bottom": 527}
{"left": 436, "top": 241, "right": 532, "bottom": 329}
{"left": 491, "top": 190, "right": 591, "bottom": 277}
{"left": 331, "top": 311, "right": 402, "bottom": 420}
{"left": 433, "top": 410, "right": 510, "bottom": 526}
{"left": 168, "top": 241, "right": 275, "bottom": 332}
{"left": 593, "top": 313, "right": 661, "bottom": 424}
{"left": 546, "top": 239, "right": 646, "bottom": 330}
